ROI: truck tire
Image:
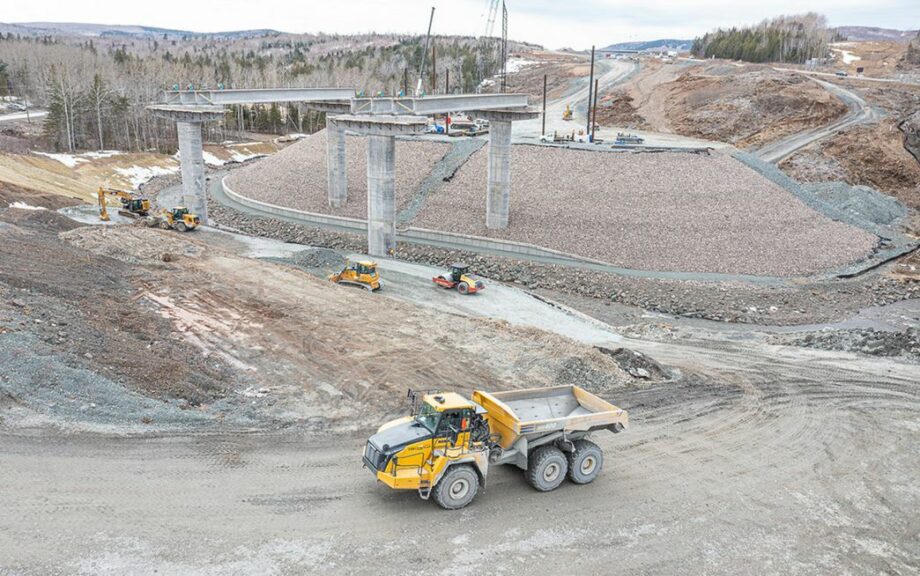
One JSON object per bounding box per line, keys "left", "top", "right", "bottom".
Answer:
{"left": 566, "top": 440, "right": 603, "bottom": 484}
{"left": 176, "top": 221, "right": 188, "bottom": 232}
{"left": 433, "top": 465, "right": 479, "bottom": 510}
{"left": 526, "top": 446, "right": 568, "bottom": 492}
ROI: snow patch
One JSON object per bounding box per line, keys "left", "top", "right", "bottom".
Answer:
{"left": 832, "top": 48, "right": 861, "bottom": 65}
{"left": 113, "top": 165, "right": 180, "bottom": 190}
{"left": 8, "top": 201, "right": 46, "bottom": 211}
{"left": 505, "top": 58, "right": 539, "bottom": 74}
{"left": 229, "top": 151, "right": 267, "bottom": 163}
{"left": 202, "top": 151, "right": 226, "bottom": 167}
{"left": 33, "top": 150, "right": 123, "bottom": 168}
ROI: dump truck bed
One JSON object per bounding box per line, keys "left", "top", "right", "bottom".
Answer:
{"left": 472, "top": 385, "right": 628, "bottom": 450}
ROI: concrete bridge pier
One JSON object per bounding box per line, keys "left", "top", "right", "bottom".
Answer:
{"left": 148, "top": 105, "right": 226, "bottom": 225}
{"left": 472, "top": 108, "right": 540, "bottom": 230}
{"left": 310, "top": 102, "right": 353, "bottom": 208}
{"left": 366, "top": 134, "right": 397, "bottom": 257}
{"left": 486, "top": 119, "right": 512, "bottom": 229}
{"left": 325, "top": 117, "right": 347, "bottom": 208}
{"left": 332, "top": 115, "right": 428, "bottom": 257}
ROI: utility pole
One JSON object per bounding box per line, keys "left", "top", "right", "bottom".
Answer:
{"left": 431, "top": 44, "right": 437, "bottom": 94}
{"left": 416, "top": 7, "right": 435, "bottom": 97}
{"left": 586, "top": 45, "right": 595, "bottom": 137}
{"left": 445, "top": 69, "right": 450, "bottom": 94}
{"left": 500, "top": 1, "right": 508, "bottom": 93}
{"left": 403, "top": 67, "right": 409, "bottom": 96}
{"left": 591, "top": 78, "right": 599, "bottom": 142}
{"left": 541, "top": 74, "right": 547, "bottom": 136}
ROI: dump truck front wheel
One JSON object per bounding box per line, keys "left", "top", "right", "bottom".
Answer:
{"left": 433, "top": 465, "right": 479, "bottom": 510}
{"left": 566, "top": 440, "right": 603, "bottom": 484}
{"left": 526, "top": 446, "right": 568, "bottom": 492}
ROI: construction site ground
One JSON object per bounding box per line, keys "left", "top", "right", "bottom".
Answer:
{"left": 592, "top": 60, "right": 850, "bottom": 149}
{"left": 1, "top": 181, "right": 918, "bottom": 573}
{"left": 3, "top": 47, "right": 920, "bottom": 574}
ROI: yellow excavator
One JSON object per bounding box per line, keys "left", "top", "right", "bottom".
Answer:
{"left": 97, "top": 187, "right": 151, "bottom": 222}
{"left": 562, "top": 103, "right": 573, "bottom": 121}
{"left": 328, "top": 259, "right": 381, "bottom": 291}
{"left": 144, "top": 207, "right": 200, "bottom": 232}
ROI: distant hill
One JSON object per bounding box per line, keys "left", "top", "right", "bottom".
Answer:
{"left": 0, "top": 22, "right": 282, "bottom": 39}
{"left": 834, "top": 26, "right": 918, "bottom": 43}
{"left": 603, "top": 39, "right": 693, "bottom": 53}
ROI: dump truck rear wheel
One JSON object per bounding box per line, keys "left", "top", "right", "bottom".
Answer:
{"left": 433, "top": 465, "right": 479, "bottom": 510}
{"left": 566, "top": 440, "right": 603, "bottom": 484}
{"left": 526, "top": 446, "right": 568, "bottom": 492}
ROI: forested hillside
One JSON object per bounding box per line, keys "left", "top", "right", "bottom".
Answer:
{"left": 0, "top": 31, "right": 521, "bottom": 153}
{"left": 692, "top": 13, "right": 838, "bottom": 64}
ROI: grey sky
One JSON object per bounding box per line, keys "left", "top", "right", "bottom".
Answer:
{"left": 3, "top": 0, "right": 917, "bottom": 49}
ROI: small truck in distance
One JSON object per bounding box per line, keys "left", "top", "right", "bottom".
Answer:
{"left": 363, "top": 385, "right": 628, "bottom": 509}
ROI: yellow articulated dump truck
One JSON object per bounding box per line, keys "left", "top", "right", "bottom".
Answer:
{"left": 363, "top": 386, "right": 628, "bottom": 510}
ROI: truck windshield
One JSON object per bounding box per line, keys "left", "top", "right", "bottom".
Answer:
{"left": 415, "top": 403, "right": 440, "bottom": 432}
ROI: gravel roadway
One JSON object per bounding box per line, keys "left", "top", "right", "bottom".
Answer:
{"left": 2, "top": 335, "right": 917, "bottom": 575}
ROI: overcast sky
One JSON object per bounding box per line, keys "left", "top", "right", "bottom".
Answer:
{"left": 3, "top": 0, "right": 918, "bottom": 49}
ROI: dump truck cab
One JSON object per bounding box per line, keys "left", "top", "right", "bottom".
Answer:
{"left": 364, "top": 386, "right": 628, "bottom": 509}
{"left": 364, "top": 391, "right": 491, "bottom": 508}
{"left": 329, "top": 259, "right": 382, "bottom": 291}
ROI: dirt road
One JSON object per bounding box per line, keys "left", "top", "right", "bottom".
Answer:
{"left": 2, "top": 329, "right": 917, "bottom": 575}
{"left": 755, "top": 77, "right": 880, "bottom": 163}
{"left": 513, "top": 59, "right": 637, "bottom": 140}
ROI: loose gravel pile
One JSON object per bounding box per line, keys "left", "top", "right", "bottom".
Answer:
{"left": 414, "top": 146, "right": 878, "bottom": 277}
{"left": 225, "top": 130, "right": 450, "bottom": 219}
{"left": 803, "top": 182, "right": 908, "bottom": 226}
{"left": 772, "top": 328, "right": 920, "bottom": 359}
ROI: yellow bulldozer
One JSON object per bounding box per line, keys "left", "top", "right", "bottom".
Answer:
{"left": 328, "top": 259, "right": 381, "bottom": 291}
{"left": 363, "top": 386, "right": 628, "bottom": 509}
{"left": 97, "top": 187, "right": 151, "bottom": 222}
{"left": 144, "top": 207, "right": 200, "bottom": 232}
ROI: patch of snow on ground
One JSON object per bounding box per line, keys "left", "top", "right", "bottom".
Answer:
{"left": 33, "top": 150, "right": 123, "bottom": 167}
{"left": 505, "top": 58, "right": 540, "bottom": 74}
{"left": 114, "top": 165, "right": 180, "bottom": 190}
{"left": 203, "top": 151, "right": 226, "bottom": 167}
{"left": 82, "top": 150, "right": 123, "bottom": 160}
{"left": 33, "top": 152, "right": 86, "bottom": 168}
{"left": 832, "top": 48, "right": 861, "bottom": 65}
{"left": 229, "top": 151, "right": 267, "bottom": 163}
{"left": 9, "top": 201, "right": 46, "bottom": 210}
